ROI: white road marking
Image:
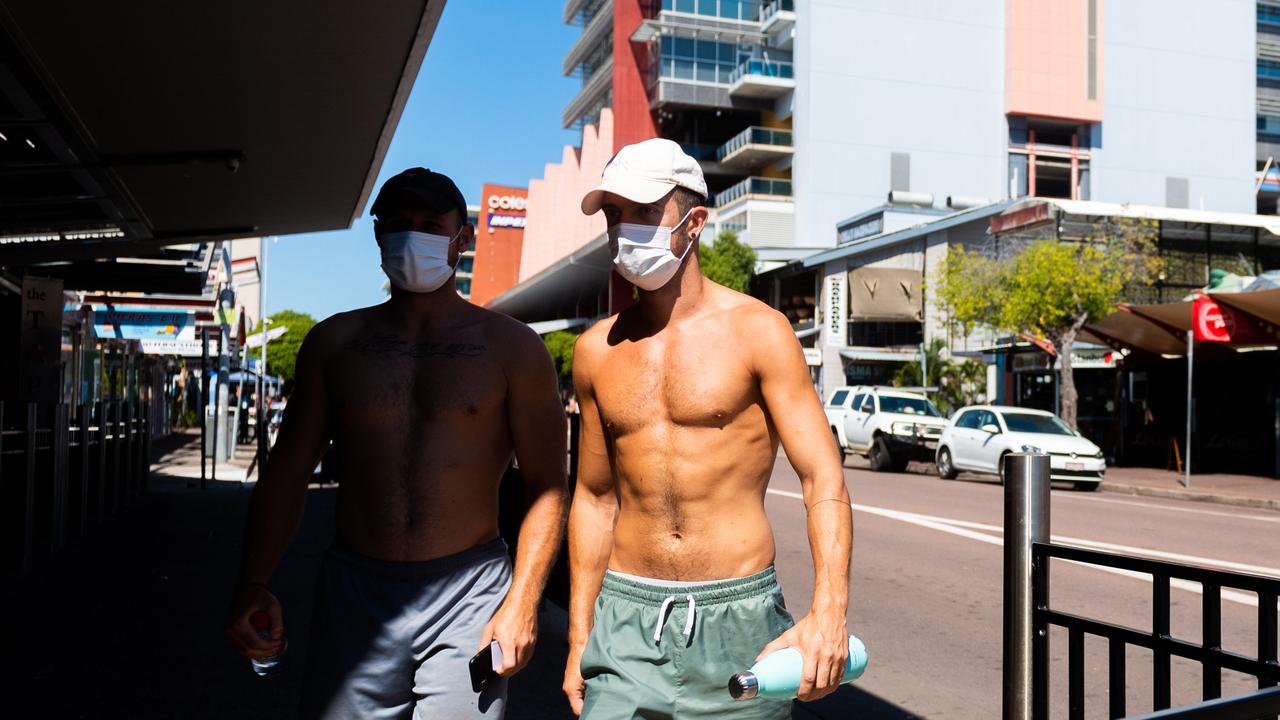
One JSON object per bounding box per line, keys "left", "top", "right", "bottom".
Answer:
{"left": 765, "top": 489, "right": 1276, "bottom": 609}
{"left": 1052, "top": 492, "right": 1280, "bottom": 524}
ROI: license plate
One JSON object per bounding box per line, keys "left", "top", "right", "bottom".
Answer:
{"left": 1066, "top": 462, "right": 1084, "bottom": 471}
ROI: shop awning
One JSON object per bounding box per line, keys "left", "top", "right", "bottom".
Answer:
{"left": 1211, "top": 287, "right": 1280, "bottom": 327}
{"left": 0, "top": 0, "right": 444, "bottom": 264}
{"left": 489, "top": 234, "right": 612, "bottom": 323}
{"left": 847, "top": 267, "right": 922, "bottom": 321}
{"left": 1083, "top": 289, "right": 1280, "bottom": 356}
{"left": 1080, "top": 309, "right": 1189, "bottom": 356}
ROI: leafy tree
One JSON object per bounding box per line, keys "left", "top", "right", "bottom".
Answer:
{"left": 700, "top": 230, "right": 757, "bottom": 293}
{"left": 932, "top": 218, "right": 1160, "bottom": 429}
{"left": 543, "top": 331, "right": 578, "bottom": 380}
{"left": 253, "top": 310, "right": 317, "bottom": 389}
{"left": 892, "top": 338, "right": 987, "bottom": 417}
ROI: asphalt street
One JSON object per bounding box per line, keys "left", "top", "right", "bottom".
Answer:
{"left": 768, "top": 457, "right": 1280, "bottom": 719}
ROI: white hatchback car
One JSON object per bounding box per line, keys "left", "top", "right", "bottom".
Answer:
{"left": 935, "top": 405, "right": 1105, "bottom": 490}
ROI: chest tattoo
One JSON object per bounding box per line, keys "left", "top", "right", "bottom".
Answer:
{"left": 348, "top": 334, "right": 486, "bottom": 358}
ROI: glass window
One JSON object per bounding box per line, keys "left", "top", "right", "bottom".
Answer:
{"left": 696, "top": 39, "right": 717, "bottom": 61}
{"left": 829, "top": 390, "right": 849, "bottom": 407}
{"left": 955, "top": 411, "right": 979, "bottom": 429}
{"left": 720, "top": 0, "right": 740, "bottom": 18}
{"left": 674, "top": 59, "right": 694, "bottom": 79}
{"left": 850, "top": 393, "right": 865, "bottom": 411}
{"left": 878, "top": 396, "right": 942, "bottom": 417}
{"left": 719, "top": 43, "right": 737, "bottom": 62}
{"left": 673, "top": 37, "right": 695, "bottom": 58}
{"left": 999, "top": 412, "right": 1073, "bottom": 435}
{"left": 696, "top": 63, "right": 717, "bottom": 82}
{"left": 860, "top": 395, "right": 876, "bottom": 413}
{"left": 676, "top": 0, "right": 696, "bottom": 12}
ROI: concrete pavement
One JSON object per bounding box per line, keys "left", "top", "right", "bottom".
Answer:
{"left": 767, "top": 454, "right": 1280, "bottom": 718}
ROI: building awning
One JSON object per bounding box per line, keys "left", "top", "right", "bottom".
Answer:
{"left": 838, "top": 348, "right": 917, "bottom": 362}
{"left": 1082, "top": 289, "right": 1280, "bottom": 356}
{"left": 1080, "top": 309, "right": 1190, "bottom": 356}
{"left": 527, "top": 317, "right": 590, "bottom": 335}
{"left": 847, "top": 266, "right": 922, "bottom": 321}
{"left": 0, "top": 0, "right": 443, "bottom": 264}
{"left": 489, "top": 234, "right": 612, "bottom": 323}
{"left": 1212, "top": 287, "right": 1280, "bottom": 327}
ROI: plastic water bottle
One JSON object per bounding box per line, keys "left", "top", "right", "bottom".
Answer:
{"left": 728, "top": 634, "right": 868, "bottom": 700}
{"left": 249, "top": 610, "right": 286, "bottom": 677}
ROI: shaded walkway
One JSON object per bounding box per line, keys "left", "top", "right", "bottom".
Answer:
{"left": 0, "top": 431, "right": 915, "bottom": 718}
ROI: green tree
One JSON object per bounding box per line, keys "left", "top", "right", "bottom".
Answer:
{"left": 932, "top": 218, "right": 1160, "bottom": 429}
{"left": 543, "top": 330, "right": 578, "bottom": 380}
{"left": 700, "top": 230, "right": 757, "bottom": 293}
{"left": 892, "top": 338, "right": 987, "bottom": 417}
{"left": 253, "top": 310, "right": 318, "bottom": 388}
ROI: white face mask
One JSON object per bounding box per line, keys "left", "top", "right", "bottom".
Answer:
{"left": 377, "top": 229, "right": 462, "bottom": 293}
{"left": 607, "top": 208, "right": 696, "bottom": 291}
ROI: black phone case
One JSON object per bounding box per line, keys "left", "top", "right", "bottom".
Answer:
{"left": 469, "top": 646, "right": 493, "bottom": 693}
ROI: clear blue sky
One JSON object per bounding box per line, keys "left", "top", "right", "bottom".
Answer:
{"left": 267, "top": 1, "right": 580, "bottom": 321}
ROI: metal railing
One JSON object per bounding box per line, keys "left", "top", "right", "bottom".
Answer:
{"left": 727, "top": 58, "right": 794, "bottom": 85}
{"left": 761, "top": 0, "right": 795, "bottom": 23}
{"left": 1003, "top": 453, "right": 1280, "bottom": 720}
{"left": 715, "top": 125, "right": 793, "bottom": 161}
{"left": 0, "top": 400, "right": 151, "bottom": 574}
{"left": 713, "top": 176, "right": 792, "bottom": 208}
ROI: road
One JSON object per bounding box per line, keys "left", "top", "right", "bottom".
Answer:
{"left": 768, "top": 456, "right": 1280, "bottom": 719}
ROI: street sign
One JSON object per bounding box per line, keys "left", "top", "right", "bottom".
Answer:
{"left": 1192, "top": 294, "right": 1269, "bottom": 343}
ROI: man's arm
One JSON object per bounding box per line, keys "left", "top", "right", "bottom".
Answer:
{"left": 225, "top": 323, "right": 334, "bottom": 658}
{"left": 562, "top": 331, "right": 617, "bottom": 716}
{"left": 479, "top": 324, "right": 569, "bottom": 676}
{"left": 752, "top": 308, "right": 853, "bottom": 702}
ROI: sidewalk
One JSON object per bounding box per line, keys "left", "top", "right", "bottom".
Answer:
{"left": 1101, "top": 466, "right": 1280, "bottom": 511}
{"left": 0, "top": 430, "right": 573, "bottom": 719}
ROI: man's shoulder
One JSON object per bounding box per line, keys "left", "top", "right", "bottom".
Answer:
{"left": 305, "top": 308, "right": 372, "bottom": 349}
{"left": 468, "top": 305, "right": 541, "bottom": 347}
{"left": 575, "top": 315, "right": 616, "bottom": 354}
{"left": 711, "top": 286, "right": 790, "bottom": 334}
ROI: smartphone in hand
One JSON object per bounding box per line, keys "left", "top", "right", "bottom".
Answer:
{"left": 469, "top": 641, "right": 503, "bottom": 693}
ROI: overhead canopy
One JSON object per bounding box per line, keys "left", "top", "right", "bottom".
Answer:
{"left": 489, "top": 234, "right": 612, "bottom": 323}
{"left": 847, "top": 266, "right": 922, "bottom": 321}
{"left": 0, "top": 0, "right": 444, "bottom": 265}
{"left": 1212, "top": 287, "right": 1280, "bottom": 327}
{"left": 1080, "top": 308, "right": 1190, "bottom": 356}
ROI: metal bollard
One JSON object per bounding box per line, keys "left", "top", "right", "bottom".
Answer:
{"left": 1002, "top": 452, "right": 1051, "bottom": 720}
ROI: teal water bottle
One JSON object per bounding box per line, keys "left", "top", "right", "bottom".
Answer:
{"left": 728, "top": 634, "right": 868, "bottom": 700}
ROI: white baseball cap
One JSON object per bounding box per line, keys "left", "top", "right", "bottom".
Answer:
{"left": 581, "top": 138, "right": 708, "bottom": 215}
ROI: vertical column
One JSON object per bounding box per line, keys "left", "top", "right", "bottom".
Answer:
{"left": 79, "top": 404, "right": 90, "bottom": 537}
{"left": 96, "top": 401, "right": 107, "bottom": 526}
{"left": 1002, "top": 452, "right": 1051, "bottom": 720}
{"left": 23, "top": 403, "right": 37, "bottom": 573}
{"left": 52, "top": 403, "right": 69, "bottom": 553}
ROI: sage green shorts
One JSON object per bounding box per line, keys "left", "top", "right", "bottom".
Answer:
{"left": 580, "top": 566, "right": 795, "bottom": 720}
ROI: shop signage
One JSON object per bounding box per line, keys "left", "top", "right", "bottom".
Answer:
{"left": 1192, "top": 294, "right": 1270, "bottom": 344}
{"left": 487, "top": 194, "right": 527, "bottom": 212}
{"left": 823, "top": 273, "right": 847, "bottom": 347}
{"left": 487, "top": 213, "right": 527, "bottom": 229}
{"left": 19, "top": 275, "right": 63, "bottom": 402}
{"left": 94, "top": 309, "right": 193, "bottom": 340}
{"left": 802, "top": 348, "right": 823, "bottom": 366}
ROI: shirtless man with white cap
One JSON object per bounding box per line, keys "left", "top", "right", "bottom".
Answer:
{"left": 562, "top": 139, "right": 853, "bottom": 719}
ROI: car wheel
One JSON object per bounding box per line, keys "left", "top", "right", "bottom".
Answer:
{"left": 1074, "top": 481, "right": 1099, "bottom": 492}
{"left": 832, "top": 428, "right": 847, "bottom": 464}
{"left": 868, "top": 435, "right": 895, "bottom": 472}
{"left": 937, "top": 447, "right": 957, "bottom": 479}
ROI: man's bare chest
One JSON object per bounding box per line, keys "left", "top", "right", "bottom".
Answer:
{"left": 592, "top": 337, "right": 759, "bottom": 435}
{"left": 327, "top": 333, "right": 507, "bottom": 424}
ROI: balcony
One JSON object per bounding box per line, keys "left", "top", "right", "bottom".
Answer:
{"left": 714, "top": 176, "right": 792, "bottom": 209}
{"left": 563, "top": 0, "right": 613, "bottom": 76}
{"left": 760, "top": 0, "right": 795, "bottom": 47}
{"left": 715, "top": 126, "right": 793, "bottom": 170}
{"left": 562, "top": 55, "right": 613, "bottom": 128}
{"left": 728, "top": 59, "right": 795, "bottom": 99}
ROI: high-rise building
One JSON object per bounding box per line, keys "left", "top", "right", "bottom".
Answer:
{"left": 492, "top": 1, "right": 1256, "bottom": 323}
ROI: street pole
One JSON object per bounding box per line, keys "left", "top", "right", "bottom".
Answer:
{"left": 200, "top": 328, "right": 208, "bottom": 491}
{"left": 257, "top": 236, "right": 269, "bottom": 469}
{"left": 1003, "top": 452, "right": 1051, "bottom": 720}
{"left": 920, "top": 342, "right": 928, "bottom": 397}
{"left": 1183, "top": 330, "right": 1193, "bottom": 488}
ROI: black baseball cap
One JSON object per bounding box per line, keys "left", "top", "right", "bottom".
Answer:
{"left": 370, "top": 167, "right": 468, "bottom": 222}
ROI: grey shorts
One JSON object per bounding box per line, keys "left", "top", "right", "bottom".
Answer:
{"left": 300, "top": 538, "right": 513, "bottom": 720}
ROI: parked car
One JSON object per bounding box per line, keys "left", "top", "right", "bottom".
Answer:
{"left": 935, "top": 405, "right": 1105, "bottom": 490}
{"left": 824, "top": 386, "right": 949, "bottom": 472}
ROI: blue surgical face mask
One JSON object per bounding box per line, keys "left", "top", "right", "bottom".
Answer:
{"left": 377, "top": 228, "right": 462, "bottom": 293}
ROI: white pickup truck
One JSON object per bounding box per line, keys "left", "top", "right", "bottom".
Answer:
{"left": 824, "top": 386, "right": 949, "bottom": 472}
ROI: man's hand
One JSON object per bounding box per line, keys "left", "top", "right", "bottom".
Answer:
{"left": 562, "top": 643, "right": 587, "bottom": 716}
{"left": 225, "top": 584, "right": 285, "bottom": 659}
{"left": 478, "top": 599, "right": 538, "bottom": 677}
{"left": 755, "top": 610, "right": 849, "bottom": 702}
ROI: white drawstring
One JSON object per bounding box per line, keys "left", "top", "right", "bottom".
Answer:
{"left": 653, "top": 596, "right": 675, "bottom": 643}
{"left": 652, "top": 594, "right": 697, "bottom": 644}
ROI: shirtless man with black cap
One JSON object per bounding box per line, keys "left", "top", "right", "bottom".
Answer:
{"left": 225, "top": 168, "right": 568, "bottom": 719}
{"left": 563, "top": 140, "right": 853, "bottom": 719}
